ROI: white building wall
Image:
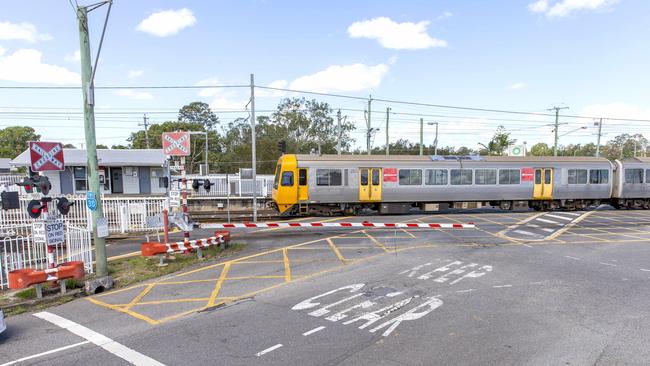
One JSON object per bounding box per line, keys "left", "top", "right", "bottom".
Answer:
{"left": 42, "top": 171, "right": 61, "bottom": 195}
{"left": 150, "top": 167, "right": 166, "bottom": 194}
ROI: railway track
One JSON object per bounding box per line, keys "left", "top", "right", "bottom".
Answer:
{"left": 190, "top": 210, "right": 281, "bottom": 222}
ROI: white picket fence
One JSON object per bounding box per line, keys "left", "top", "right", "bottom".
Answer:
{"left": 0, "top": 223, "right": 93, "bottom": 289}
{"left": 0, "top": 194, "right": 170, "bottom": 234}
{"left": 0, "top": 174, "right": 22, "bottom": 193}
{"left": 178, "top": 174, "right": 274, "bottom": 198}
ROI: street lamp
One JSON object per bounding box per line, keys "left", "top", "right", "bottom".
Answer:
{"left": 558, "top": 126, "right": 587, "bottom": 138}
{"left": 427, "top": 122, "right": 439, "bottom": 155}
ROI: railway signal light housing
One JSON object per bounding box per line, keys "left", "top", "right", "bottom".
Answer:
{"left": 36, "top": 177, "right": 52, "bottom": 196}
{"left": 27, "top": 199, "right": 44, "bottom": 219}
{"left": 16, "top": 178, "right": 34, "bottom": 193}
{"left": 192, "top": 179, "right": 201, "bottom": 191}
{"left": 56, "top": 197, "right": 75, "bottom": 215}
{"left": 203, "top": 179, "right": 211, "bottom": 192}
{"left": 278, "top": 140, "right": 287, "bottom": 153}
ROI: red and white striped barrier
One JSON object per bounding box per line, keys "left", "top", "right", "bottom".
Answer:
{"left": 141, "top": 231, "right": 230, "bottom": 257}
{"left": 205, "top": 222, "right": 475, "bottom": 229}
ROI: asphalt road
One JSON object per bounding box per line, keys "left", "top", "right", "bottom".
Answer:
{"left": 2, "top": 209, "right": 650, "bottom": 365}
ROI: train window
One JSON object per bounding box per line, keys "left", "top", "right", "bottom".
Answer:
{"left": 298, "top": 169, "right": 307, "bottom": 186}
{"left": 273, "top": 164, "right": 282, "bottom": 189}
{"left": 344, "top": 169, "right": 349, "bottom": 186}
{"left": 450, "top": 169, "right": 472, "bottom": 185}
{"left": 475, "top": 169, "right": 497, "bottom": 185}
{"left": 535, "top": 170, "right": 541, "bottom": 184}
{"left": 360, "top": 169, "right": 369, "bottom": 185}
{"left": 589, "top": 169, "right": 609, "bottom": 184}
{"left": 425, "top": 169, "right": 448, "bottom": 185}
{"left": 545, "top": 169, "right": 552, "bottom": 184}
{"left": 281, "top": 172, "right": 294, "bottom": 186}
{"left": 499, "top": 169, "right": 520, "bottom": 184}
{"left": 625, "top": 168, "right": 643, "bottom": 184}
{"left": 317, "top": 169, "right": 343, "bottom": 186}
{"left": 399, "top": 169, "right": 422, "bottom": 185}
{"left": 371, "top": 170, "right": 380, "bottom": 185}
{"left": 646, "top": 169, "right": 650, "bottom": 184}
{"left": 568, "top": 169, "right": 587, "bottom": 184}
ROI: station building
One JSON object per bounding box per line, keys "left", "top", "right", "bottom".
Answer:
{"left": 10, "top": 149, "right": 169, "bottom": 195}
{"left": 0, "top": 158, "right": 11, "bottom": 174}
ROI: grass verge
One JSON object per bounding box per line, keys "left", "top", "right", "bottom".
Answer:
{"left": 1, "top": 243, "right": 244, "bottom": 317}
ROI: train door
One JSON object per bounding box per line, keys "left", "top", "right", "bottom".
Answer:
{"left": 359, "top": 168, "right": 382, "bottom": 202}
{"left": 298, "top": 168, "right": 308, "bottom": 201}
{"left": 533, "top": 168, "right": 553, "bottom": 200}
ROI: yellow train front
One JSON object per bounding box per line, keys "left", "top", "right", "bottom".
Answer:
{"left": 272, "top": 153, "right": 635, "bottom": 216}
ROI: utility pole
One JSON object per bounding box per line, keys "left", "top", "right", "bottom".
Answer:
{"left": 140, "top": 113, "right": 151, "bottom": 149}
{"left": 250, "top": 74, "right": 257, "bottom": 222}
{"left": 595, "top": 118, "right": 603, "bottom": 157}
{"left": 419, "top": 118, "right": 424, "bottom": 155}
{"left": 336, "top": 109, "right": 342, "bottom": 155}
{"left": 77, "top": 2, "right": 111, "bottom": 277}
{"left": 428, "top": 122, "right": 439, "bottom": 155}
{"left": 385, "top": 107, "right": 390, "bottom": 155}
{"left": 367, "top": 95, "right": 372, "bottom": 155}
{"left": 549, "top": 105, "right": 569, "bottom": 156}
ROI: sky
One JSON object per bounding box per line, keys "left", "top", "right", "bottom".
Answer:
{"left": 0, "top": 0, "right": 649, "bottom": 152}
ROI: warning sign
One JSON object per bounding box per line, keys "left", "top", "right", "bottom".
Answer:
{"left": 29, "top": 141, "right": 65, "bottom": 172}
{"left": 384, "top": 168, "right": 397, "bottom": 182}
{"left": 521, "top": 168, "right": 534, "bottom": 181}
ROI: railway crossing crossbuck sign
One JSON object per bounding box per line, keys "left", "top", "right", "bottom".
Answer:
{"left": 29, "top": 141, "right": 65, "bottom": 172}
{"left": 162, "top": 132, "right": 191, "bottom": 156}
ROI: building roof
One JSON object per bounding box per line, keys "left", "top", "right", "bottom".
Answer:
{"left": 294, "top": 154, "right": 609, "bottom": 163}
{"left": 0, "top": 158, "right": 10, "bottom": 170}
{"left": 11, "top": 149, "right": 168, "bottom": 167}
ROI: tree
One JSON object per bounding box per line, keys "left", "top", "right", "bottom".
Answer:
{"left": 178, "top": 102, "right": 219, "bottom": 130}
{"left": 111, "top": 144, "right": 129, "bottom": 149}
{"left": 530, "top": 142, "right": 552, "bottom": 156}
{"left": 96, "top": 144, "right": 108, "bottom": 149}
{"left": 0, "top": 126, "right": 40, "bottom": 158}
{"left": 478, "top": 126, "right": 515, "bottom": 156}
{"left": 603, "top": 133, "right": 648, "bottom": 159}
{"left": 63, "top": 143, "right": 77, "bottom": 148}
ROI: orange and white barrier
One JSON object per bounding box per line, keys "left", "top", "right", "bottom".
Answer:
{"left": 8, "top": 261, "right": 85, "bottom": 290}
{"left": 141, "top": 231, "right": 230, "bottom": 257}
{"left": 205, "top": 222, "right": 475, "bottom": 229}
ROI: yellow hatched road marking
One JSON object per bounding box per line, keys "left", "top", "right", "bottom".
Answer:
{"left": 283, "top": 248, "right": 292, "bottom": 282}
{"left": 124, "top": 284, "right": 155, "bottom": 310}
{"left": 207, "top": 262, "right": 231, "bottom": 307}
{"left": 363, "top": 230, "right": 390, "bottom": 253}
{"left": 326, "top": 238, "right": 347, "bottom": 264}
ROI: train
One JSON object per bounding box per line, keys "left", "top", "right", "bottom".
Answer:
{"left": 270, "top": 154, "right": 650, "bottom": 216}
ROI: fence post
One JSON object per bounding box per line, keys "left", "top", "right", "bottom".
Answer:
{"left": 119, "top": 205, "right": 128, "bottom": 233}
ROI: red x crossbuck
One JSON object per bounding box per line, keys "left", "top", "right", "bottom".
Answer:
{"left": 29, "top": 141, "right": 65, "bottom": 172}
{"left": 162, "top": 132, "right": 191, "bottom": 156}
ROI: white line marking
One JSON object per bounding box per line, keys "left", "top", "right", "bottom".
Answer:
{"left": 522, "top": 244, "right": 533, "bottom": 248}
{"left": 302, "top": 326, "right": 326, "bottom": 336}
{"left": 540, "top": 228, "right": 555, "bottom": 233}
{"left": 33, "top": 312, "right": 165, "bottom": 366}
{"left": 546, "top": 214, "right": 573, "bottom": 221}
{"left": 0, "top": 341, "right": 90, "bottom": 366}
{"left": 563, "top": 212, "right": 582, "bottom": 216}
{"left": 513, "top": 230, "right": 539, "bottom": 237}
{"left": 537, "top": 218, "right": 561, "bottom": 225}
{"left": 565, "top": 255, "right": 581, "bottom": 260}
{"left": 640, "top": 269, "right": 650, "bottom": 272}
{"left": 530, "top": 281, "right": 545, "bottom": 285}
{"left": 492, "top": 284, "right": 512, "bottom": 288}
{"left": 455, "top": 289, "right": 476, "bottom": 293}
{"left": 599, "top": 262, "right": 617, "bottom": 267}
{"left": 256, "top": 344, "right": 283, "bottom": 356}
{"left": 528, "top": 224, "right": 540, "bottom": 228}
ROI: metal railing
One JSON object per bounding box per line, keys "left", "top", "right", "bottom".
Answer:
{"left": 177, "top": 174, "right": 274, "bottom": 198}
{"left": 0, "top": 174, "right": 23, "bottom": 193}
{"left": 0, "top": 194, "right": 170, "bottom": 234}
{"left": 0, "top": 222, "right": 93, "bottom": 289}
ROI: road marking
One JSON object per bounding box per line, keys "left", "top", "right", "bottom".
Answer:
{"left": 537, "top": 218, "right": 561, "bottom": 225}
{"left": 283, "top": 248, "right": 292, "bottom": 282}
{"left": 492, "top": 284, "right": 512, "bottom": 288}
{"left": 0, "top": 341, "right": 90, "bottom": 366}
{"left": 456, "top": 289, "right": 476, "bottom": 293}
{"left": 326, "top": 238, "right": 347, "bottom": 264}
{"left": 522, "top": 244, "right": 533, "bottom": 248}
{"left": 540, "top": 228, "right": 555, "bottom": 233}
{"left": 302, "top": 326, "right": 326, "bottom": 336}
{"left": 546, "top": 214, "right": 573, "bottom": 221}
{"left": 256, "top": 344, "right": 283, "bottom": 356}
{"left": 33, "top": 312, "right": 165, "bottom": 366}
{"left": 563, "top": 212, "right": 582, "bottom": 216}
{"left": 640, "top": 269, "right": 650, "bottom": 272}
{"left": 565, "top": 255, "right": 581, "bottom": 260}
{"left": 207, "top": 262, "right": 231, "bottom": 307}
{"left": 513, "top": 230, "right": 539, "bottom": 237}
{"left": 599, "top": 262, "right": 617, "bottom": 267}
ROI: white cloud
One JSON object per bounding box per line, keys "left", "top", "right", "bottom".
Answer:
{"left": 195, "top": 77, "right": 222, "bottom": 97}
{"left": 209, "top": 97, "right": 247, "bottom": 110}
{"left": 0, "top": 21, "right": 52, "bottom": 43}
{"left": 0, "top": 45, "right": 5, "bottom": 56}
{"left": 257, "top": 79, "right": 289, "bottom": 97}
{"left": 127, "top": 70, "right": 143, "bottom": 79}
{"left": 289, "top": 63, "right": 390, "bottom": 93}
{"left": 136, "top": 8, "right": 197, "bottom": 37}
{"left": 194, "top": 77, "right": 247, "bottom": 110}
{"left": 64, "top": 50, "right": 80, "bottom": 63}
{"left": 114, "top": 90, "right": 154, "bottom": 100}
{"left": 582, "top": 102, "right": 650, "bottom": 120}
{"left": 528, "top": 0, "right": 619, "bottom": 17}
{"left": 0, "top": 48, "right": 79, "bottom": 84}
{"left": 509, "top": 82, "right": 527, "bottom": 90}
{"left": 436, "top": 11, "right": 453, "bottom": 20}
{"left": 348, "top": 17, "right": 447, "bottom": 50}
